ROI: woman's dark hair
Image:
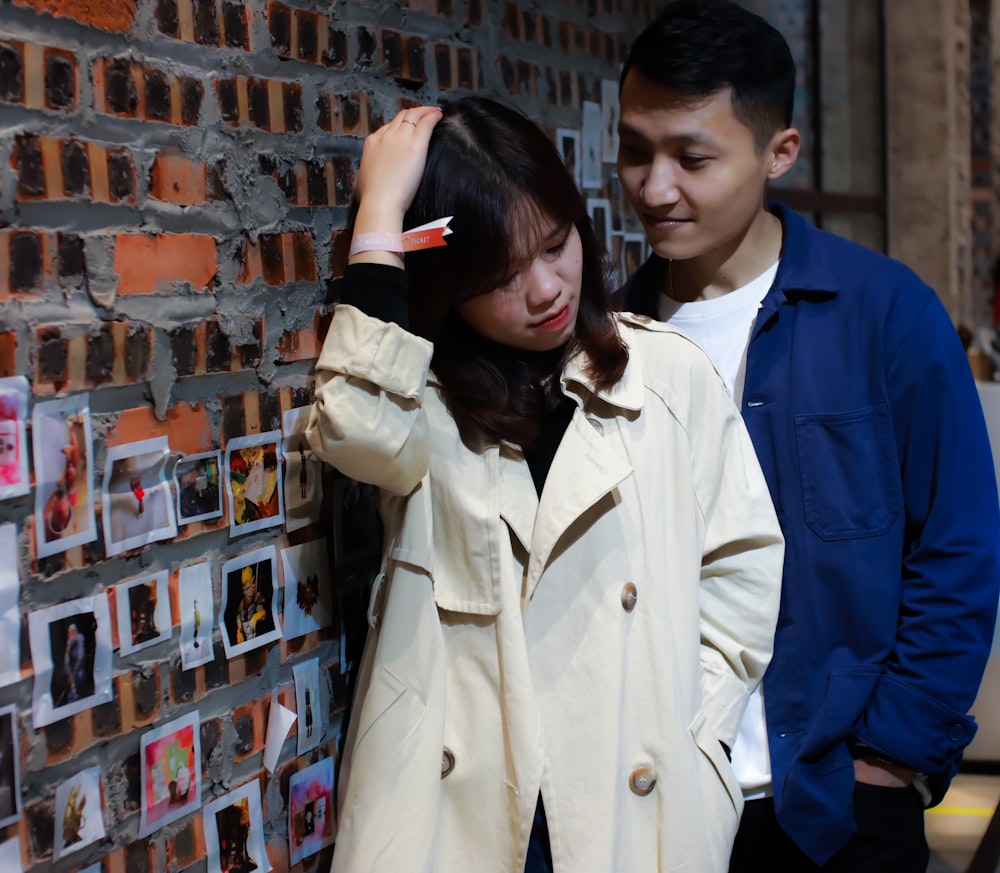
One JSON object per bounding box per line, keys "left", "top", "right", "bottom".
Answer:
{"left": 621, "top": 0, "right": 795, "bottom": 151}
{"left": 402, "top": 96, "right": 628, "bottom": 449}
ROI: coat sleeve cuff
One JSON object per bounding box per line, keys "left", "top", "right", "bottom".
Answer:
{"left": 317, "top": 304, "right": 432, "bottom": 401}
{"left": 853, "top": 672, "right": 977, "bottom": 773}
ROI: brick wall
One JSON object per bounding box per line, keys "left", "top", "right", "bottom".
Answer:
{"left": 0, "top": 0, "right": 649, "bottom": 870}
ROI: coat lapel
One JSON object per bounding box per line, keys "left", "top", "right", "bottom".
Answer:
{"left": 498, "top": 444, "right": 538, "bottom": 554}
{"left": 524, "top": 410, "right": 633, "bottom": 599}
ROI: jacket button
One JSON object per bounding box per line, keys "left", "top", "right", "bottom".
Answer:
{"left": 629, "top": 767, "right": 656, "bottom": 796}
{"left": 948, "top": 724, "right": 965, "bottom": 742}
{"left": 587, "top": 417, "right": 604, "bottom": 435}
{"left": 621, "top": 582, "right": 637, "bottom": 612}
{"left": 633, "top": 314, "right": 652, "bottom": 323}
{"left": 441, "top": 748, "right": 455, "bottom": 779}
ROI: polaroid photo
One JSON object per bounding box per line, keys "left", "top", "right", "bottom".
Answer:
{"left": 53, "top": 766, "right": 105, "bottom": 860}
{"left": 600, "top": 78, "right": 620, "bottom": 164}
{"left": 332, "top": 478, "right": 382, "bottom": 568}
{"left": 555, "top": 128, "right": 582, "bottom": 190}
{"left": 115, "top": 570, "right": 171, "bottom": 657}
{"left": 178, "top": 562, "right": 215, "bottom": 670}
{"left": 139, "top": 710, "right": 202, "bottom": 837}
{"left": 0, "top": 837, "right": 22, "bottom": 873}
{"left": 0, "top": 525, "right": 21, "bottom": 688}
{"left": 582, "top": 101, "right": 603, "bottom": 189}
{"left": 102, "top": 437, "right": 177, "bottom": 557}
{"left": 609, "top": 232, "right": 625, "bottom": 289}
{"left": 220, "top": 546, "right": 281, "bottom": 658}
{"left": 282, "top": 407, "right": 323, "bottom": 534}
{"left": 175, "top": 450, "right": 224, "bottom": 526}
{"left": 225, "top": 432, "right": 285, "bottom": 538}
{"left": 587, "top": 198, "right": 613, "bottom": 259}
{"left": 31, "top": 394, "right": 97, "bottom": 559}
{"left": 293, "top": 657, "right": 322, "bottom": 755}
{"left": 0, "top": 704, "right": 21, "bottom": 828}
{"left": 203, "top": 779, "right": 271, "bottom": 873}
{"left": 29, "top": 593, "right": 113, "bottom": 728}
{"left": 281, "top": 538, "right": 333, "bottom": 641}
{"left": 622, "top": 233, "right": 646, "bottom": 281}
{"left": 0, "top": 376, "right": 29, "bottom": 501}
{"left": 288, "top": 757, "right": 336, "bottom": 865}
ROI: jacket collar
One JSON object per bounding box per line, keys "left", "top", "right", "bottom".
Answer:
{"left": 558, "top": 327, "right": 645, "bottom": 413}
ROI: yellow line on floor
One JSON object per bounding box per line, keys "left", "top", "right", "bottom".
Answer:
{"left": 927, "top": 806, "right": 995, "bottom": 816}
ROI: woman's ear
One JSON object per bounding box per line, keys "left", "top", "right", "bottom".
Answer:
{"left": 767, "top": 128, "right": 800, "bottom": 181}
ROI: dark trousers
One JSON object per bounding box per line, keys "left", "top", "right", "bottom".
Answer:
{"left": 729, "top": 783, "right": 929, "bottom": 873}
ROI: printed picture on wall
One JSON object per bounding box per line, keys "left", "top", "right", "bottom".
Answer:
{"left": 29, "top": 594, "right": 113, "bottom": 728}
{"left": 332, "top": 478, "right": 382, "bottom": 568}
{"left": 281, "top": 538, "right": 333, "bottom": 641}
{"left": 31, "top": 394, "right": 97, "bottom": 559}
{"left": 178, "top": 562, "right": 215, "bottom": 671}
{"left": 115, "top": 570, "right": 171, "bottom": 657}
{"left": 220, "top": 546, "right": 281, "bottom": 658}
{"left": 622, "top": 233, "right": 646, "bottom": 282}
{"left": 0, "top": 704, "right": 22, "bottom": 828}
{"left": 0, "top": 525, "right": 22, "bottom": 688}
{"left": 0, "top": 376, "right": 29, "bottom": 501}
{"left": 581, "top": 100, "right": 603, "bottom": 189}
{"left": 102, "top": 437, "right": 177, "bottom": 557}
{"left": 0, "top": 836, "right": 22, "bottom": 873}
{"left": 139, "top": 710, "right": 202, "bottom": 836}
{"left": 175, "top": 450, "right": 224, "bottom": 525}
{"left": 587, "top": 198, "right": 613, "bottom": 259}
{"left": 293, "top": 657, "right": 322, "bottom": 755}
{"left": 225, "top": 432, "right": 285, "bottom": 538}
{"left": 282, "top": 407, "right": 322, "bottom": 534}
{"left": 203, "top": 779, "right": 271, "bottom": 873}
{"left": 600, "top": 78, "right": 620, "bottom": 164}
{"left": 288, "top": 757, "right": 336, "bottom": 865}
{"left": 555, "top": 128, "right": 582, "bottom": 190}
{"left": 53, "top": 766, "right": 105, "bottom": 860}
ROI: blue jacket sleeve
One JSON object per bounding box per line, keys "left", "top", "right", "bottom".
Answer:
{"left": 853, "top": 290, "right": 1000, "bottom": 775}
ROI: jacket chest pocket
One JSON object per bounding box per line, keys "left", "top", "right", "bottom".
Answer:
{"left": 794, "top": 404, "right": 900, "bottom": 540}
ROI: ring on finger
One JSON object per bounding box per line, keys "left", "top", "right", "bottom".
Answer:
{"left": 401, "top": 118, "right": 417, "bottom": 127}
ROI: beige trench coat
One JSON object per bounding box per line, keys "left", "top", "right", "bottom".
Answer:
{"left": 307, "top": 305, "right": 784, "bottom": 873}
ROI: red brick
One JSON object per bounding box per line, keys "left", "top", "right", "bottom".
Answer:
{"left": 149, "top": 151, "right": 208, "bottom": 204}
{"left": 107, "top": 403, "right": 213, "bottom": 452}
{"left": 12, "top": 0, "right": 137, "bottom": 32}
{"left": 0, "top": 333, "right": 15, "bottom": 377}
{"left": 114, "top": 233, "right": 216, "bottom": 295}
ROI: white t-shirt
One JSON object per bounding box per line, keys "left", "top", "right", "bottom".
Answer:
{"left": 658, "top": 260, "right": 778, "bottom": 798}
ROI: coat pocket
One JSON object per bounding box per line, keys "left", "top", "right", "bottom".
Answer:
{"left": 690, "top": 710, "right": 743, "bottom": 818}
{"left": 353, "top": 666, "right": 428, "bottom": 769}
{"left": 795, "top": 404, "right": 900, "bottom": 540}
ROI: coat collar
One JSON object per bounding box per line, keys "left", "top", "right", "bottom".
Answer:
{"left": 558, "top": 326, "right": 645, "bottom": 414}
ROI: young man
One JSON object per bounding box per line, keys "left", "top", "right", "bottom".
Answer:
{"left": 617, "top": 2, "right": 1000, "bottom": 871}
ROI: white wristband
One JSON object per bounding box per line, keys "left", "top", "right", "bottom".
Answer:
{"left": 349, "top": 216, "right": 453, "bottom": 257}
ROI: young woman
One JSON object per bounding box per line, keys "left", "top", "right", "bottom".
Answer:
{"left": 307, "top": 97, "right": 784, "bottom": 873}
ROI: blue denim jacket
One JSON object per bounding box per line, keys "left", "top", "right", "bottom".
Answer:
{"left": 624, "top": 202, "right": 1000, "bottom": 864}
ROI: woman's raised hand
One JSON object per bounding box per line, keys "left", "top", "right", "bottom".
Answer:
{"left": 350, "top": 106, "right": 444, "bottom": 266}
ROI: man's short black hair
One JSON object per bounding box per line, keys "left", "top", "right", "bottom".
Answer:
{"left": 621, "top": 0, "right": 796, "bottom": 150}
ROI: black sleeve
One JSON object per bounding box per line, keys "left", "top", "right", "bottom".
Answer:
{"left": 338, "top": 262, "right": 410, "bottom": 328}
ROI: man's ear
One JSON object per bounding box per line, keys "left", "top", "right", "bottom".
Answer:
{"left": 766, "top": 128, "right": 800, "bottom": 181}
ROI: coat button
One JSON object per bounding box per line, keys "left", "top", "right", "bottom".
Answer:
{"left": 587, "top": 417, "right": 604, "bottom": 435}
{"left": 629, "top": 767, "right": 656, "bottom": 796}
{"left": 621, "top": 582, "right": 637, "bottom": 612}
{"left": 441, "top": 748, "right": 455, "bottom": 779}
{"left": 632, "top": 314, "right": 652, "bottom": 323}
